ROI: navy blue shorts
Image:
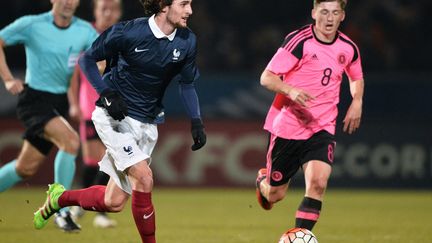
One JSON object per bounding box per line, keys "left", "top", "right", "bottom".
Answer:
{"left": 266, "top": 130, "right": 336, "bottom": 186}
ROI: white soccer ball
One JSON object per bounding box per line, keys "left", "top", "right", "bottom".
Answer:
{"left": 279, "top": 228, "right": 318, "bottom": 243}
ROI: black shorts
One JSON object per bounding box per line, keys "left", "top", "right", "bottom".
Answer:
{"left": 80, "top": 119, "right": 100, "bottom": 141}
{"left": 16, "top": 85, "right": 69, "bottom": 155}
{"left": 266, "top": 130, "right": 336, "bottom": 186}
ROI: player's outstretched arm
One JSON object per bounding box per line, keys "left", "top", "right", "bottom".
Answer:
{"left": 0, "top": 38, "right": 23, "bottom": 95}
{"left": 343, "top": 78, "right": 364, "bottom": 134}
{"left": 260, "top": 70, "right": 314, "bottom": 107}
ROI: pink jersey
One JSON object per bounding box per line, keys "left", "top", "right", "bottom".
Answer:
{"left": 79, "top": 68, "right": 99, "bottom": 120}
{"left": 79, "top": 23, "right": 100, "bottom": 120}
{"left": 264, "top": 24, "right": 363, "bottom": 140}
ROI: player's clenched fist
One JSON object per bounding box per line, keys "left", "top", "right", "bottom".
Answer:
{"left": 287, "top": 87, "right": 314, "bottom": 107}
{"left": 100, "top": 90, "right": 128, "bottom": 121}
{"left": 190, "top": 118, "right": 206, "bottom": 151}
{"left": 4, "top": 78, "right": 24, "bottom": 95}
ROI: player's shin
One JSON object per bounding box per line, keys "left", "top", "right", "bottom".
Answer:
{"left": 59, "top": 185, "right": 109, "bottom": 212}
{"left": 54, "top": 150, "right": 77, "bottom": 190}
{"left": 0, "top": 160, "right": 22, "bottom": 192}
{"left": 132, "top": 190, "right": 156, "bottom": 243}
{"left": 295, "top": 197, "right": 322, "bottom": 230}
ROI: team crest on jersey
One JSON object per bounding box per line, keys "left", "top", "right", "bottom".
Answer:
{"left": 338, "top": 53, "right": 346, "bottom": 65}
{"left": 172, "top": 49, "right": 181, "bottom": 61}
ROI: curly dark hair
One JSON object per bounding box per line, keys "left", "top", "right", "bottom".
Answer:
{"left": 139, "top": 0, "right": 173, "bottom": 15}
{"left": 314, "top": 0, "right": 346, "bottom": 10}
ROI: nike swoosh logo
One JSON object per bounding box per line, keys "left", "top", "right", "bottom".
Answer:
{"left": 135, "top": 47, "right": 149, "bottom": 53}
{"left": 143, "top": 211, "right": 154, "bottom": 220}
{"left": 104, "top": 97, "right": 112, "bottom": 106}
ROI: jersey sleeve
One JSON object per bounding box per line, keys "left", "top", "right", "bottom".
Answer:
{"left": 178, "top": 33, "right": 200, "bottom": 84}
{"left": 266, "top": 47, "right": 300, "bottom": 75}
{"left": 179, "top": 83, "right": 201, "bottom": 119}
{"left": 79, "top": 22, "right": 125, "bottom": 94}
{"left": 177, "top": 33, "right": 201, "bottom": 119}
{"left": 345, "top": 44, "right": 363, "bottom": 81}
{"left": 85, "top": 22, "right": 125, "bottom": 61}
{"left": 0, "top": 15, "right": 34, "bottom": 46}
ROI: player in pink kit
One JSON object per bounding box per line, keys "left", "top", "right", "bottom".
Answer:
{"left": 256, "top": 0, "right": 364, "bottom": 231}
{"left": 68, "top": 0, "right": 122, "bottom": 228}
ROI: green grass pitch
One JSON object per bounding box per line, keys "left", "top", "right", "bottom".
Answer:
{"left": 0, "top": 188, "right": 431, "bottom": 242}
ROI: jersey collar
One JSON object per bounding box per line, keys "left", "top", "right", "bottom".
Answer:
{"left": 311, "top": 24, "right": 339, "bottom": 45}
{"left": 49, "top": 11, "right": 75, "bottom": 30}
{"left": 149, "top": 15, "right": 177, "bottom": 41}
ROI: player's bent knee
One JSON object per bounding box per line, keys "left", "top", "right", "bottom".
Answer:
{"left": 105, "top": 197, "right": 127, "bottom": 212}
{"left": 134, "top": 176, "right": 153, "bottom": 192}
{"left": 309, "top": 178, "right": 328, "bottom": 196}
{"left": 15, "top": 164, "right": 38, "bottom": 178}
{"left": 68, "top": 133, "right": 80, "bottom": 152}
{"left": 128, "top": 162, "right": 154, "bottom": 192}
{"left": 60, "top": 132, "right": 80, "bottom": 154}
{"left": 107, "top": 204, "right": 125, "bottom": 213}
{"left": 15, "top": 158, "right": 43, "bottom": 178}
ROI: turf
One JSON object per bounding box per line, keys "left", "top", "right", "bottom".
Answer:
{"left": 0, "top": 188, "right": 431, "bottom": 242}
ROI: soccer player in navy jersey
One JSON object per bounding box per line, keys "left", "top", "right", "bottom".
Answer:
{"left": 34, "top": 0, "right": 206, "bottom": 242}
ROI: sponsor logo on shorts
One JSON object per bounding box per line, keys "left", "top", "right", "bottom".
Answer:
{"left": 123, "top": 146, "right": 133, "bottom": 155}
{"left": 271, "top": 171, "right": 283, "bottom": 182}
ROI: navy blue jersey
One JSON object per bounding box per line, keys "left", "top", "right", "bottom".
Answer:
{"left": 80, "top": 16, "right": 200, "bottom": 124}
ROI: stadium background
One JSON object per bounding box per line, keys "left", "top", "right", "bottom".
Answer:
{"left": 0, "top": 0, "right": 431, "bottom": 189}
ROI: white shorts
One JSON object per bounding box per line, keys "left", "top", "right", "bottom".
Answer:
{"left": 92, "top": 107, "right": 158, "bottom": 194}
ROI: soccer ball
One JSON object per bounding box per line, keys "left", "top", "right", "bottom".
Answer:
{"left": 278, "top": 228, "right": 318, "bottom": 243}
